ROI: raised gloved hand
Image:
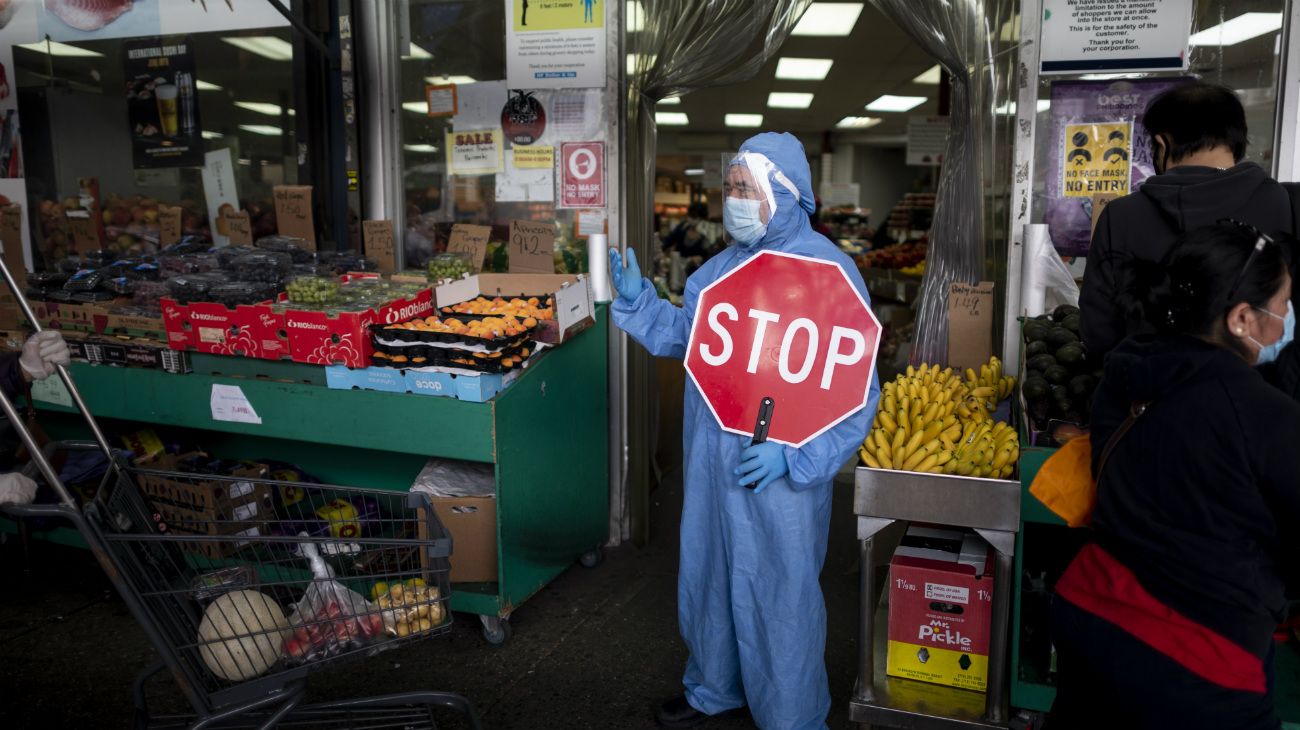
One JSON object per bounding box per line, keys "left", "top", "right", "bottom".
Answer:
{"left": 735, "top": 442, "right": 789, "bottom": 494}
{"left": 0, "top": 472, "right": 37, "bottom": 506}
{"left": 608, "top": 248, "right": 645, "bottom": 302}
{"left": 20, "top": 330, "right": 70, "bottom": 381}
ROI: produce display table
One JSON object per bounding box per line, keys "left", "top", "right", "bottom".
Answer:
{"left": 1012, "top": 444, "right": 1300, "bottom": 728}
{"left": 11, "top": 310, "right": 611, "bottom": 644}
{"left": 851, "top": 467, "right": 1020, "bottom": 729}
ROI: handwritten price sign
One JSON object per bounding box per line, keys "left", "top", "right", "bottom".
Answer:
{"left": 508, "top": 220, "right": 555, "bottom": 274}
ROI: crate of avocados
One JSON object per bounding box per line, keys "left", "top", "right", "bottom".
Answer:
{"left": 433, "top": 273, "right": 593, "bottom": 345}
{"left": 1020, "top": 303, "right": 1097, "bottom": 445}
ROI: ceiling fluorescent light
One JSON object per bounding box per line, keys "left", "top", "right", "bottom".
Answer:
{"left": 425, "top": 75, "right": 477, "bottom": 85}
{"left": 402, "top": 101, "right": 430, "bottom": 113}
{"left": 791, "top": 3, "right": 864, "bottom": 36}
{"left": 1189, "top": 12, "right": 1283, "bottom": 46}
{"left": 404, "top": 144, "right": 439, "bottom": 153}
{"left": 865, "top": 94, "right": 926, "bottom": 112}
{"left": 196, "top": 80, "right": 223, "bottom": 91}
{"left": 913, "top": 65, "right": 941, "bottom": 85}
{"left": 235, "top": 101, "right": 294, "bottom": 116}
{"left": 627, "top": 53, "right": 657, "bottom": 75}
{"left": 725, "top": 113, "right": 764, "bottom": 127}
{"left": 201, "top": 131, "right": 224, "bottom": 140}
{"left": 684, "top": 168, "right": 704, "bottom": 176}
{"left": 221, "top": 36, "right": 295, "bottom": 61}
{"left": 238, "top": 124, "right": 283, "bottom": 136}
{"left": 775, "top": 57, "right": 834, "bottom": 81}
{"left": 15, "top": 41, "right": 103, "bottom": 58}
{"left": 657, "top": 96, "right": 681, "bottom": 105}
{"left": 656, "top": 112, "right": 689, "bottom": 126}
{"left": 627, "top": 1, "right": 646, "bottom": 32}
{"left": 1000, "top": 14, "right": 1021, "bottom": 42}
{"left": 768, "top": 92, "right": 814, "bottom": 109}
{"left": 402, "top": 43, "right": 433, "bottom": 60}
{"left": 836, "top": 116, "right": 882, "bottom": 129}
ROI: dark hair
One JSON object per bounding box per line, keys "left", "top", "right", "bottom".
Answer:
{"left": 687, "top": 203, "right": 708, "bottom": 219}
{"left": 1143, "top": 83, "right": 1248, "bottom": 163}
{"left": 1119, "top": 223, "right": 1291, "bottom": 356}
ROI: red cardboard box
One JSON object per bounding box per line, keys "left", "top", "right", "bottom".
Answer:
{"left": 283, "top": 279, "right": 433, "bottom": 367}
{"left": 886, "top": 528, "right": 993, "bottom": 692}
{"left": 161, "top": 298, "right": 289, "bottom": 361}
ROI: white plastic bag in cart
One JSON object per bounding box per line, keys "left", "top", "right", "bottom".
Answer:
{"left": 282, "top": 539, "right": 385, "bottom": 665}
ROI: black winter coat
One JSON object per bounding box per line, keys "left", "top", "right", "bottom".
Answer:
{"left": 1080, "top": 163, "right": 1292, "bottom": 359}
{"left": 1091, "top": 335, "right": 1300, "bottom": 660}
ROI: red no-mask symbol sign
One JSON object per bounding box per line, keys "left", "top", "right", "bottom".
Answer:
{"left": 685, "top": 250, "right": 881, "bottom": 447}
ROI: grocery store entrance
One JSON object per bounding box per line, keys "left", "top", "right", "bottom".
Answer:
{"left": 645, "top": 3, "right": 939, "bottom": 479}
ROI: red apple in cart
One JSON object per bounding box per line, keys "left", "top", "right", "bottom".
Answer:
{"left": 361, "top": 612, "right": 384, "bottom": 639}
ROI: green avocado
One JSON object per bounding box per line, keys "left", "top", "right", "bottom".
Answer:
{"left": 1062, "top": 313, "right": 1082, "bottom": 334}
{"left": 1044, "top": 365, "right": 1070, "bottom": 385}
{"left": 1027, "top": 354, "right": 1057, "bottom": 372}
{"left": 1022, "top": 378, "right": 1051, "bottom": 400}
{"left": 1056, "top": 343, "right": 1085, "bottom": 367}
{"left": 1026, "top": 340, "right": 1050, "bottom": 358}
{"left": 1046, "top": 327, "right": 1080, "bottom": 348}
{"left": 1024, "top": 321, "right": 1051, "bottom": 343}
{"left": 1069, "top": 374, "right": 1096, "bottom": 399}
{"left": 1053, "top": 304, "right": 1080, "bottom": 322}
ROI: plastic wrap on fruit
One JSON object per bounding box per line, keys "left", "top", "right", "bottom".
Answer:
{"left": 372, "top": 579, "right": 447, "bottom": 637}
{"left": 282, "top": 537, "right": 385, "bottom": 665}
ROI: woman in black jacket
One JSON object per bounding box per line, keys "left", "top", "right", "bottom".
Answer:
{"left": 1049, "top": 223, "right": 1300, "bottom": 729}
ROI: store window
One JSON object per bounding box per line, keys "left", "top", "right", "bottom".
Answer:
{"left": 401, "top": 0, "right": 612, "bottom": 275}
{"left": 2, "top": 2, "right": 342, "bottom": 271}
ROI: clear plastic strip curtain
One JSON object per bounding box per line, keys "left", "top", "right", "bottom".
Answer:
{"left": 871, "top": 0, "right": 1009, "bottom": 365}
{"left": 621, "top": 0, "right": 809, "bottom": 541}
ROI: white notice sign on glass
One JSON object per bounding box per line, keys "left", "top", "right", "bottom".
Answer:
{"left": 1041, "top": 0, "right": 1193, "bottom": 74}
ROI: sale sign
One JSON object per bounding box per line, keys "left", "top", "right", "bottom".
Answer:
{"left": 685, "top": 251, "right": 881, "bottom": 447}
{"left": 559, "top": 141, "right": 605, "bottom": 208}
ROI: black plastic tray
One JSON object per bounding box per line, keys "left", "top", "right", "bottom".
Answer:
{"left": 371, "top": 340, "right": 532, "bottom": 373}
{"left": 369, "top": 321, "right": 534, "bottom": 351}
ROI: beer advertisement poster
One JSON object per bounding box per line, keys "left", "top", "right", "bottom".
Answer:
{"left": 124, "top": 36, "right": 203, "bottom": 170}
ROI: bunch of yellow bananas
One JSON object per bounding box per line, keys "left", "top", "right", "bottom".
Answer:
{"left": 963, "top": 356, "right": 1017, "bottom": 413}
{"left": 858, "top": 361, "right": 1019, "bottom": 478}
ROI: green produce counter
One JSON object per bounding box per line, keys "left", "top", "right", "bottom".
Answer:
{"left": 7, "top": 307, "right": 611, "bottom": 640}
{"left": 1012, "top": 444, "right": 1300, "bottom": 727}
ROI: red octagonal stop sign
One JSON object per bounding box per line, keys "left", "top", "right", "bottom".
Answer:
{"left": 685, "top": 250, "right": 881, "bottom": 447}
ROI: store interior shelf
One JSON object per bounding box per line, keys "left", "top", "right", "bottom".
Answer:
{"left": 860, "top": 270, "right": 923, "bottom": 305}
{"left": 22, "top": 308, "right": 612, "bottom": 623}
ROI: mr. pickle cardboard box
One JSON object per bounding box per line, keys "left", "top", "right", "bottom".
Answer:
{"left": 887, "top": 527, "right": 994, "bottom": 692}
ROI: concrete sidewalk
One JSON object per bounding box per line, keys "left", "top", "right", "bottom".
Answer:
{"left": 0, "top": 468, "right": 867, "bottom": 729}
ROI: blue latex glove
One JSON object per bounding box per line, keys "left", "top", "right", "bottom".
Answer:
{"left": 735, "top": 441, "right": 789, "bottom": 493}
{"left": 608, "top": 248, "right": 645, "bottom": 302}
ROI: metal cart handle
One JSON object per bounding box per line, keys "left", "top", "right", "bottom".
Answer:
{"left": 0, "top": 254, "right": 108, "bottom": 508}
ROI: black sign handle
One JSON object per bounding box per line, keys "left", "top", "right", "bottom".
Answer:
{"left": 745, "top": 396, "right": 776, "bottom": 490}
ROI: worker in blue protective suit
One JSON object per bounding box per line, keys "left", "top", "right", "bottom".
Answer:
{"left": 609, "top": 132, "right": 881, "bottom": 730}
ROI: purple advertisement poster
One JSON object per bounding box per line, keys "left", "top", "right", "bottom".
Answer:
{"left": 1045, "top": 77, "right": 1192, "bottom": 256}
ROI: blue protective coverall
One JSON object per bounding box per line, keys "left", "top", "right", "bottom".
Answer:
{"left": 612, "top": 133, "right": 881, "bottom": 729}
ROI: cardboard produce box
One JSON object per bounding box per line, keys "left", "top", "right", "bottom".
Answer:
{"left": 434, "top": 273, "right": 594, "bottom": 345}
{"left": 136, "top": 452, "right": 272, "bottom": 522}
{"left": 430, "top": 495, "right": 497, "bottom": 583}
{"left": 161, "top": 298, "right": 289, "bottom": 361}
{"left": 83, "top": 336, "right": 193, "bottom": 374}
{"left": 283, "top": 284, "right": 433, "bottom": 368}
{"left": 886, "top": 527, "right": 993, "bottom": 692}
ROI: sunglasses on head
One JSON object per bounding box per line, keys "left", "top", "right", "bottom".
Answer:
{"left": 1218, "top": 219, "right": 1274, "bottom": 302}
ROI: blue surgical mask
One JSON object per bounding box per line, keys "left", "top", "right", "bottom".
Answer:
{"left": 724, "top": 197, "right": 767, "bottom": 247}
{"left": 1249, "top": 301, "right": 1295, "bottom": 365}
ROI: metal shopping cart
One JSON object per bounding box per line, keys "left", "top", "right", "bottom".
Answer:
{"left": 0, "top": 258, "right": 483, "bottom": 729}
